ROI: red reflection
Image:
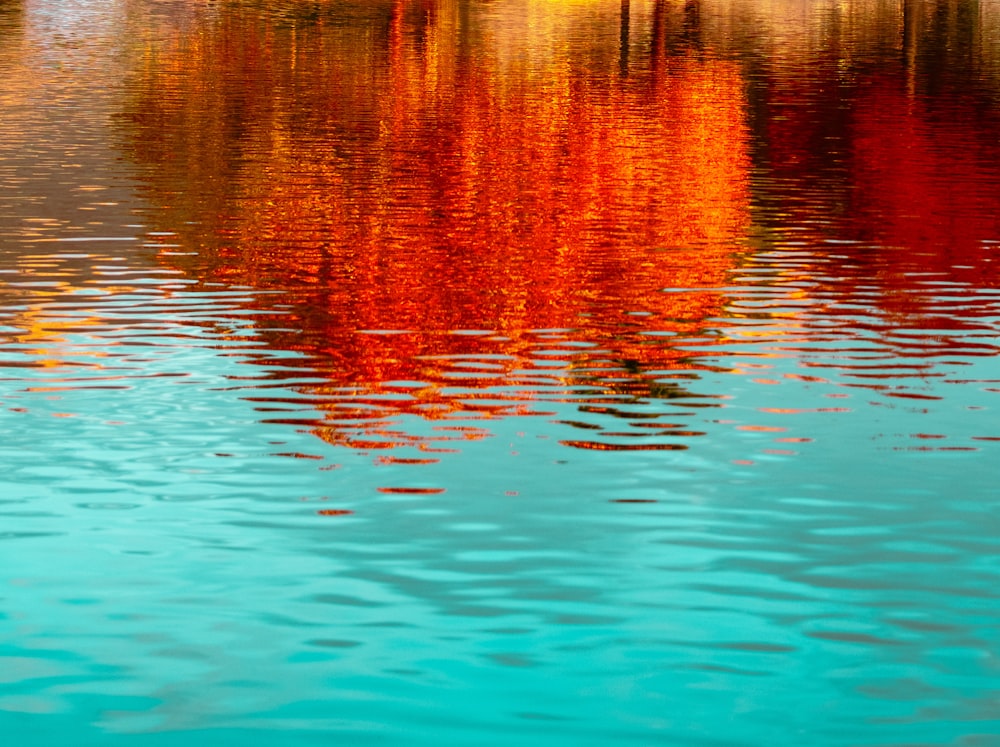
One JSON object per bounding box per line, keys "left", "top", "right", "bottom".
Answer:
{"left": 377, "top": 487, "right": 446, "bottom": 495}
{"left": 121, "top": 0, "right": 751, "bottom": 448}
{"left": 758, "top": 0, "right": 1000, "bottom": 327}
{"left": 849, "top": 74, "right": 1000, "bottom": 294}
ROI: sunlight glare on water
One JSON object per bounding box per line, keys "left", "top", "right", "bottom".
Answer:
{"left": 2, "top": 0, "right": 1000, "bottom": 745}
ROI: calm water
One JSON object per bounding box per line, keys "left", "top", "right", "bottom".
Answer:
{"left": 2, "top": 0, "right": 1000, "bottom": 744}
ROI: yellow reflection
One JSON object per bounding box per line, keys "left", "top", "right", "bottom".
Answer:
{"left": 7, "top": 292, "right": 106, "bottom": 370}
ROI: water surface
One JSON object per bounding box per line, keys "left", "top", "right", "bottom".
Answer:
{"left": 3, "top": 1, "right": 1000, "bottom": 745}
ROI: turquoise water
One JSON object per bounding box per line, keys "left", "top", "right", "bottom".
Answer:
{"left": 3, "top": 0, "right": 1000, "bottom": 745}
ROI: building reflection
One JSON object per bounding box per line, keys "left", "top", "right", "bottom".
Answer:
{"left": 120, "top": 0, "right": 751, "bottom": 449}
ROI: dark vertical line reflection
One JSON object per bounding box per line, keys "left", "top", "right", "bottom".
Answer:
{"left": 619, "top": 0, "right": 630, "bottom": 78}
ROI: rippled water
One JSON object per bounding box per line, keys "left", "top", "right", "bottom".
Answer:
{"left": 3, "top": 0, "right": 1000, "bottom": 744}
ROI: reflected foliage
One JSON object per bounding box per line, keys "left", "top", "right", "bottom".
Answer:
{"left": 744, "top": 0, "right": 1000, "bottom": 316}
{"left": 117, "top": 0, "right": 1000, "bottom": 448}
{"left": 120, "top": 0, "right": 751, "bottom": 447}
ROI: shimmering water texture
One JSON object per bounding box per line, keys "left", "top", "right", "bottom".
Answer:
{"left": 2, "top": 0, "right": 1000, "bottom": 745}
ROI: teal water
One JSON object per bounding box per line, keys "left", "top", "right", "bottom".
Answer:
{"left": 3, "top": 0, "right": 1000, "bottom": 745}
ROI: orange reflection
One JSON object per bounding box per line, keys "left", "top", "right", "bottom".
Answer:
{"left": 3, "top": 285, "right": 108, "bottom": 371}
{"left": 121, "top": 0, "right": 751, "bottom": 448}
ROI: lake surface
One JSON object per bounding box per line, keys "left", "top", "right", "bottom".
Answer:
{"left": 2, "top": 0, "right": 1000, "bottom": 744}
